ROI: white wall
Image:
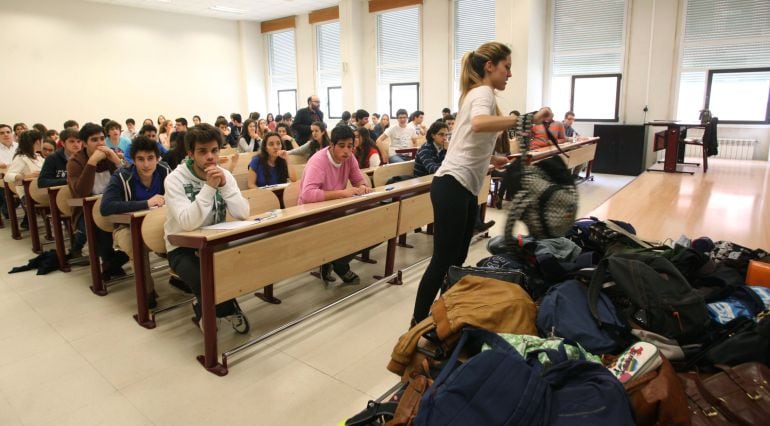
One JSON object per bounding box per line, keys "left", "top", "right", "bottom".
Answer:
{"left": 0, "top": 0, "right": 247, "bottom": 128}
{"left": 421, "top": 0, "right": 452, "bottom": 123}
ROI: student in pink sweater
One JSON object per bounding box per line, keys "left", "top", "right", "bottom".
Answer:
{"left": 299, "top": 125, "right": 372, "bottom": 284}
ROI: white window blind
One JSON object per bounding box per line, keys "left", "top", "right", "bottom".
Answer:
{"left": 676, "top": 0, "right": 770, "bottom": 122}
{"left": 317, "top": 21, "right": 342, "bottom": 119}
{"left": 551, "top": 0, "right": 627, "bottom": 76}
{"left": 376, "top": 7, "right": 420, "bottom": 114}
{"left": 550, "top": 0, "right": 627, "bottom": 121}
{"left": 453, "top": 0, "right": 496, "bottom": 108}
{"left": 267, "top": 30, "right": 297, "bottom": 114}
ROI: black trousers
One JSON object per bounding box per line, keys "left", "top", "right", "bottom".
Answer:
{"left": 168, "top": 247, "right": 237, "bottom": 317}
{"left": 413, "top": 175, "right": 477, "bottom": 322}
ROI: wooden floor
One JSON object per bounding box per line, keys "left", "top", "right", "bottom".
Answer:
{"left": 588, "top": 158, "right": 770, "bottom": 250}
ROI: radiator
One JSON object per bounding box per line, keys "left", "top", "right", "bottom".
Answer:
{"left": 680, "top": 138, "right": 758, "bottom": 161}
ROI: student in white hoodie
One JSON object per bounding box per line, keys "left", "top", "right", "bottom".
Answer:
{"left": 164, "top": 123, "right": 250, "bottom": 333}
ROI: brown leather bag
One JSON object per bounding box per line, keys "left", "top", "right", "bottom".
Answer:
{"left": 385, "top": 360, "right": 433, "bottom": 426}
{"left": 679, "top": 362, "right": 770, "bottom": 426}
{"left": 624, "top": 356, "right": 690, "bottom": 426}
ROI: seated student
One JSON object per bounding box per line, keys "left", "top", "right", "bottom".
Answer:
{"left": 104, "top": 121, "right": 131, "bottom": 162}
{"left": 39, "top": 128, "right": 82, "bottom": 188}
{"left": 4, "top": 129, "right": 45, "bottom": 229}
{"left": 0, "top": 124, "right": 18, "bottom": 219}
{"left": 67, "top": 123, "right": 129, "bottom": 276}
{"left": 288, "top": 121, "right": 327, "bottom": 161}
{"left": 100, "top": 136, "right": 171, "bottom": 308}
{"left": 276, "top": 123, "right": 299, "bottom": 151}
{"left": 376, "top": 108, "right": 418, "bottom": 163}
{"left": 354, "top": 127, "right": 382, "bottom": 169}
{"left": 247, "top": 132, "right": 297, "bottom": 188}
{"left": 41, "top": 138, "right": 56, "bottom": 158}
{"left": 413, "top": 121, "right": 448, "bottom": 177}
{"left": 238, "top": 118, "right": 261, "bottom": 153}
{"left": 134, "top": 124, "right": 168, "bottom": 157}
{"left": 299, "top": 125, "right": 372, "bottom": 285}
{"left": 164, "top": 123, "right": 249, "bottom": 332}
{"left": 161, "top": 131, "right": 187, "bottom": 170}
{"left": 530, "top": 107, "right": 566, "bottom": 149}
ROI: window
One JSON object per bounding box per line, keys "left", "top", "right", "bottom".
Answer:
{"left": 267, "top": 30, "right": 297, "bottom": 115}
{"left": 277, "top": 89, "right": 297, "bottom": 117}
{"left": 390, "top": 83, "right": 419, "bottom": 117}
{"left": 327, "top": 86, "right": 343, "bottom": 119}
{"left": 376, "top": 7, "right": 420, "bottom": 115}
{"left": 550, "top": 0, "right": 627, "bottom": 121}
{"left": 676, "top": 0, "right": 770, "bottom": 123}
{"left": 571, "top": 74, "right": 621, "bottom": 121}
{"left": 316, "top": 21, "right": 342, "bottom": 119}
{"left": 452, "top": 0, "right": 496, "bottom": 108}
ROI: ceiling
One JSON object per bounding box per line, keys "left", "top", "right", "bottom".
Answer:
{"left": 83, "top": 0, "right": 340, "bottom": 22}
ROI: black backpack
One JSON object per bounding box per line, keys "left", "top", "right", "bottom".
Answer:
{"left": 587, "top": 253, "right": 711, "bottom": 345}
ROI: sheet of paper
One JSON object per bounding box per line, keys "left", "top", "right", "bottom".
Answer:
{"left": 201, "top": 221, "right": 254, "bottom": 230}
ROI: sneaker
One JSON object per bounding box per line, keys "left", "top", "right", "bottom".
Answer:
{"left": 224, "top": 301, "right": 250, "bottom": 334}
{"left": 320, "top": 263, "right": 334, "bottom": 282}
{"left": 338, "top": 270, "right": 360, "bottom": 285}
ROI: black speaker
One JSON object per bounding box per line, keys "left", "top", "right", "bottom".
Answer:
{"left": 592, "top": 124, "right": 645, "bottom": 175}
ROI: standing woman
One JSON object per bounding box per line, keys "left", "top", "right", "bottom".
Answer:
{"left": 412, "top": 42, "right": 513, "bottom": 324}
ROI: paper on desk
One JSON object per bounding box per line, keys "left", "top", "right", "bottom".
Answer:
{"left": 202, "top": 221, "right": 254, "bottom": 230}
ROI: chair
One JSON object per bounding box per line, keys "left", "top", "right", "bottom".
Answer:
{"left": 682, "top": 117, "right": 718, "bottom": 173}
{"left": 287, "top": 154, "right": 307, "bottom": 165}
{"left": 372, "top": 161, "right": 415, "bottom": 187}
{"left": 230, "top": 188, "right": 280, "bottom": 220}
{"left": 282, "top": 181, "right": 301, "bottom": 208}
{"left": 91, "top": 197, "right": 113, "bottom": 233}
{"left": 140, "top": 206, "right": 168, "bottom": 255}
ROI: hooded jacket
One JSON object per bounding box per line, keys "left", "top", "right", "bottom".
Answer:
{"left": 99, "top": 161, "right": 171, "bottom": 216}
{"left": 38, "top": 148, "right": 69, "bottom": 188}
{"left": 163, "top": 159, "right": 249, "bottom": 253}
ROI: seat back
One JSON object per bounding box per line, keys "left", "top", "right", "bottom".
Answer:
{"left": 372, "top": 161, "right": 415, "bottom": 187}
{"left": 282, "top": 181, "right": 301, "bottom": 208}
{"left": 141, "top": 206, "right": 168, "bottom": 254}
{"left": 232, "top": 152, "right": 255, "bottom": 176}
{"left": 28, "top": 179, "right": 50, "bottom": 206}
{"left": 91, "top": 197, "right": 113, "bottom": 233}
{"left": 56, "top": 185, "right": 74, "bottom": 217}
{"left": 227, "top": 188, "right": 280, "bottom": 220}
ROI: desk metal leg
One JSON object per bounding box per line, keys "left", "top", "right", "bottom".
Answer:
{"left": 25, "top": 194, "right": 41, "bottom": 253}
{"left": 131, "top": 216, "right": 156, "bottom": 329}
{"left": 82, "top": 198, "right": 106, "bottom": 296}
{"left": 255, "top": 284, "right": 282, "bottom": 304}
{"left": 196, "top": 246, "right": 228, "bottom": 376}
{"left": 4, "top": 184, "right": 21, "bottom": 240}
{"left": 381, "top": 237, "right": 401, "bottom": 285}
{"left": 48, "top": 189, "right": 70, "bottom": 272}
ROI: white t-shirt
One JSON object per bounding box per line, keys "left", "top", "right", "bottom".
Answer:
{"left": 435, "top": 85, "right": 497, "bottom": 195}
{"left": 0, "top": 142, "right": 18, "bottom": 166}
{"left": 384, "top": 125, "right": 416, "bottom": 156}
{"left": 92, "top": 170, "right": 112, "bottom": 195}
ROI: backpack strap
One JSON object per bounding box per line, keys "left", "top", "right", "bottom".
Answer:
{"left": 587, "top": 259, "right": 637, "bottom": 350}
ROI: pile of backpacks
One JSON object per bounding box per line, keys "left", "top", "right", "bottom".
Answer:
{"left": 344, "top": 217, "right": 770, "bottom": 426}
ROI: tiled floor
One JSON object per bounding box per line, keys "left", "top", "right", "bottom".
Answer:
{"left": 0, "top": 173, "right": 633, "bottom": 425}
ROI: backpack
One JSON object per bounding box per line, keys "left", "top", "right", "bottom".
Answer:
{"left": 588, "top": 253, "right": 711, "bottom": 345}
{"left": 501, "top": 112, "right": 578, "bottom": 244}
{"left": 415, "top": 328, "right": 635, "bottom": 426}
{"left": 537, "top": 279, "right": 631, "bottom": 354}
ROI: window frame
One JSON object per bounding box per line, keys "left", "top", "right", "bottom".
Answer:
{"left": 326, "top": 86, "right": 343, "bottom": 120}
{"left": 277, "top": 89, "right": 297, "bottom": 116}
{"left": 570, "top": 73, "right": 622, "bottom": 122}
{"left": 389, "top": 82, "right": 420, "bottom": 118}
{"left": 704, "top": 67, "right": 770, "bottom": 125}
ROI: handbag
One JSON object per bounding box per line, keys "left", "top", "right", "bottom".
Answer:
{"left": 680, "top": 363, "right": 770, "bottom": 426}
{"left": 501, "top": 112, "right": 578, "bottom": 246}
{"left": 624, "top": 356, "right": 690, "bottom": 426}
{"left": 444, "top": 265, "right": 528, "bottom": 292}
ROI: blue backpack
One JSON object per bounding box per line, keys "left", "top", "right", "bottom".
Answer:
{"left": 537, "top": 279, "right": 631, "bottom": 354}
{"left": 415, "top": 328, "right": 635, "bottom": 426}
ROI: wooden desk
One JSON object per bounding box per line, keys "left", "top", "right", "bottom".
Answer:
{"left": 644, "top": 121, "right": 703, "bottom": 174}
{"left": 47, "top": 186, "right": 71, "bottom": 272}
{"left": 506, "top": 136, "right": 600, "bottom": 180}
{"left": 3, "top": 181, "right": 22, "bottom": 240}
{"left": 68, "top": 195, "right": 107, "bottom": 295}
{"left": 167, "top": 176, "right": 432, "bottom": 376}
{"left": 22, "top": 178, "right": 50, "bottom": 253}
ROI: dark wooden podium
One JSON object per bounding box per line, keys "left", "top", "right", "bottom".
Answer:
{"left": 644, "top": 121, "right": 704, "bottom": 174}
